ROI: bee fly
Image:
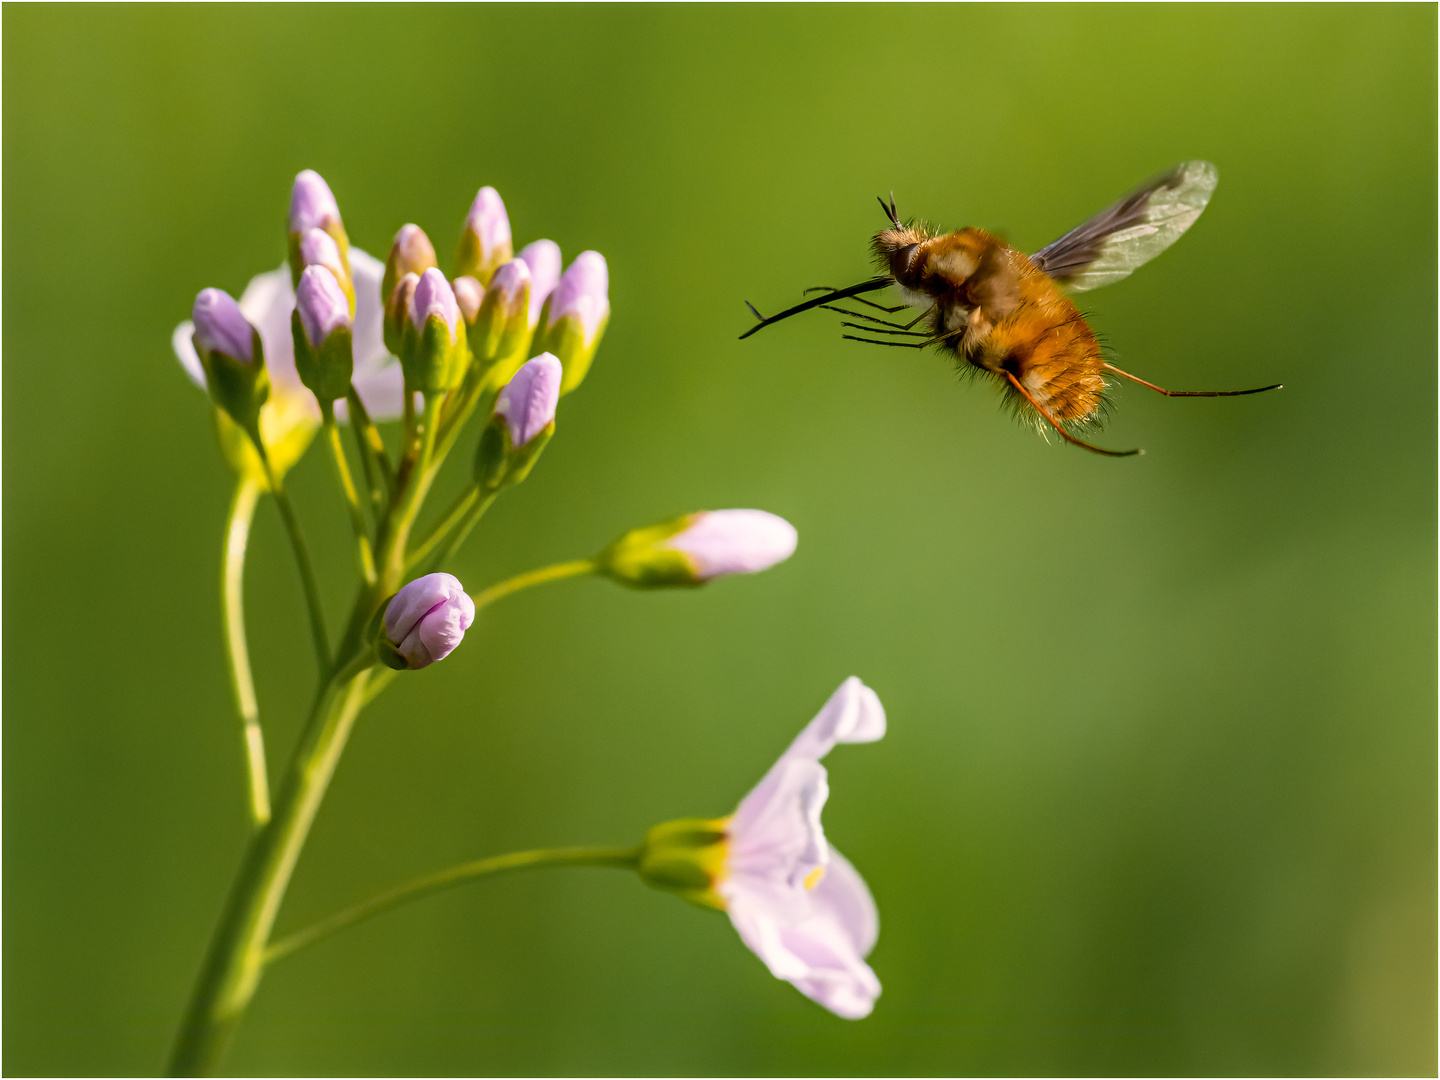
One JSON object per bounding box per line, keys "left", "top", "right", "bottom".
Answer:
{"left": 740, "top": 161, "right": 1281, "bottom": 457}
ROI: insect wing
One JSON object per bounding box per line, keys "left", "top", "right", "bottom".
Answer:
{"left": 1030, "top": 161, "right": 1218, "bottom": 292}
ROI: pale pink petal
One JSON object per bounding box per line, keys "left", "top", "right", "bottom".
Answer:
{"left": 662, "top": 509, "right": 797, "bottom": 580}
{"left": 782, "top": 677, "right": 886, "bottom": 764}
{"left": 518, "top": 239, "right": 561, "bottom": 322}
{"left": 495, "top": 353, "right": 561, "bottom": 447}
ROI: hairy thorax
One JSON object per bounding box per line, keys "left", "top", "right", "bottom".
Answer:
{"left": 873, "top": 226, "right": 1108, "bottom": 423}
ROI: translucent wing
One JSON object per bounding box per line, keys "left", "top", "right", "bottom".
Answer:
{"left": 1030, "top": 161, "right": 1218, "bottom": 292}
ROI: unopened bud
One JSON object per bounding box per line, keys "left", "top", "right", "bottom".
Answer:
{"left": 518, "top": 239, "right": 561, "bottom": 323}
{"left": 475, "top": 353, "right": 560, "bottom": 491}
{"left": 292, "top": 265, "right": 355, "bottom": 402}
{"left": 534, "top": 251, "right": 609, "bottom": 394}
{"left": 383, "top": 224, "right": 438, "bottom": 357}
{"left": 454, "top": 186, "right": 512, "bottom": 284}
{"left": 193, "top": 288, "right": 254, "bottom": 363}
{"left": 379, "top": 573, "right": 476, "bottom": 671}
{"left": 287, "top": 170, "right": 352, "bottom": 301}
{"left": 452, "top": 276, "right": 484, "bottom": 324}
{"left": 299, "top": 229, "right": 346, "bottom": 287}
{"left": 596, "top": 509, "right": 797, "bottom": 589}
{"left": 470, "top": 259, "right": 532, "bottom": 378}
{"left": 191, "top": 288, "right": 269, "bottom": 441}
{"left": 288, "top": 169, "right": 341, "bottom": 233}
{"left": 636, "top": 817, "right": 730, "bottom": 910}
{"left": 400, "top": 268, "right": 468, "bottom": 392}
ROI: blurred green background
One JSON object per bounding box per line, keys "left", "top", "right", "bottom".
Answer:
{"left": 5, "top": 4, "right": 1435, "bottom": 1076}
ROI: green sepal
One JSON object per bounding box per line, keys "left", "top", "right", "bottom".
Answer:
{"left": 474, "top": 414, "right": 554, "bottom": 493}
{"left": 291, "top": 312, "right": 355, "bottom": 403}
{"left": 595, "top": 514, "right": 704, "bottom": 588}
{"left": 533, "top": 299, "right": 609, "bottom": 395}
{"left": 401, "top": 313, "right": 469, "bottom": 394}
{"left": 453, "top": 229, "right": 512, "bottom": 287}
{"left": 288, "top": 222, "right": 355, "bottom": 315}
{"left": 197, "top": 327, "right": 270, "bottom": 447}
{"left": 637, "top": 817, "right": 730, "bottom": 910}
{"left": 469, "top": 278, "right": 533, "bottom": 379}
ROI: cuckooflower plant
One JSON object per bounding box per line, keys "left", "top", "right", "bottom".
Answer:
{"left": 165, "top": 169, "right": 876, "bottom": 1077}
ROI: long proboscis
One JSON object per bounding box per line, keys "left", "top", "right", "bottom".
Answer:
{"left": 739, "top": 278, "right": 893, "bottom": 340}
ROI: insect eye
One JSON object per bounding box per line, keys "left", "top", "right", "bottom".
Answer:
{"left": 894, "top": 243, "right": 920, "bottom": 275}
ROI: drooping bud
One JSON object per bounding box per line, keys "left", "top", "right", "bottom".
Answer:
{"left": 469, "top": 259, "right": 533, "bottom": 381}
{"left": 636, "top": 817, "right": 730, "bottom": 910}
{"left": 399, "top": 268, "right": 468, "bottom": 393}
{"left": 475, "top": 353, "right": 560, "bottom": 491}
{"left": 383, "top": 224, "right": 438, "bottom": 357}
{"left": 292, "top": 265, "right": 355, "bottom": 403}
{"left": 378, "top": 573, "right": 476, "bottom": 671}
{"left": 518, "top": 239, "right": 561, "bottom": 323}
{"left": 287, "top": 170, "right": 352, "bottom": 304}
{"left": 596, "top": 509, "right": 797, "bottom": 589}
{"left": 191, "top": 288, "right": 269, "bottom": 441}
{"left": 454, "top": 186, "right": 513, "bottom": 285}
{"left": 533, "top": 251, "right": 609, "bottom": 394}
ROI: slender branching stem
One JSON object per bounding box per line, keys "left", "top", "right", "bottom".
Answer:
{"left": 259, "top": 455, "right": 330, "bottom": 672}
{"left": 265, "top": 846, "right": 641, "bottom": 965}
{"left": 322, "top": 407, "right": 378, "bottom": 585}
{"left": 345, "top": 386, "right": 393, "bottom": 503}
{"left": 223, "top": 477, "right": 270, "bottom": 828}
{"left": 405, "top": 485, "right": 480, "bottom": 572}
{"left": 472, "top": 559, "right": 597, "bottom": 610}
{"left": 424, "top": 490, "right": 498, "bottom": 575}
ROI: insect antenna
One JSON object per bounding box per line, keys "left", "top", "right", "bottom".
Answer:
{"left": 877, "top": 192, "right": 901, "bottom": 228}
{"left": 1104, "top": 363, "right": 1283, "bottom": 398}
{"left": 739, "top": 278, "right": 893, "bottom": 339}
{"left": 1003, "top": 371, "right": 1142, "bottom": 457}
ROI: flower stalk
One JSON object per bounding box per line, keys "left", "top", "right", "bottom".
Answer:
{"left": 222, "top": 476, "right": 270, "bottom": 828}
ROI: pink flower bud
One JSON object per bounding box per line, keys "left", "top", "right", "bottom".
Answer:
{"left": 488, "top": 258, "right": 531, "bottom": 317}
{"left": 452, "top": 276, "right": 484, "bottom": 324}
{"left": 465, "top": 187, "right": 512, "bottom": 266}
{"left": 495, "top": 353, "right": 561, "bottom": 447}
{"left": 296, "top": 265, "right": 351, "bottom": 348}
{"left": 383, "top": 573, "right": 476, "bottom": 670}
{"left": 192, "top": 288, "right": 254, "bottom": 362}
{"left": 518, "top": 239, "right": 561, "bottom": 322}
{"left": 409, "top": 267, "right": 460, "bottom": 342}
{"left": 391, "top": 224, "right": 437, "bottom": 279}
{"left": 288, "top": 169, "right": 342, "bottom": 234}
{"left": 547, "top": 251, "right": 609, "bottom": 342}
{"left": 299, "top": 228, "right": 346, "bottom": 283}
{"left": 663, "top": 510, "right": 797, "bottom": 580}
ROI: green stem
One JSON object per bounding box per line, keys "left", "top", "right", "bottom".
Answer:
{"left": 471, "top": 559, "right": 597, "bottom": 610}
{"left": 167, "top": 665, "right": 375, "bottom": 1076}
{"left": 345, "top": 386, "right": 393, "bottom": 499}
{"left": 260, "top": 457, "right": 330, "bottom": 672}
{"left": 405, "top": 485, "right": 479, "bottom": 573}
{"left": 265, "top": 845, "right": 640, "bottom": 965}
{"left": 222, "top": 477, "right": 270, "bottom": 828}
{"left": 424, "top": 489, "right": 498, "bottom": 575}
{"left": 322, "top": 408, "right": 378, "bottom": 585}
{"left": 379, "top": 392, "right": 444, "bottom": 586}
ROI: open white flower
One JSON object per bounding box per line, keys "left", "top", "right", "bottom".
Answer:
{"left": 639, "top": 677, "right": 885, "bottom": 1019}
{"left": 172, "top": 247, "right": 407, "bottom": 432}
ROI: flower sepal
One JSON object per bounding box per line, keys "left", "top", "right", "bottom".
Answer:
{"left": 291, "top": 315, "right": 355, "bottom": 404}
{"left": 401, "top": 269, "right": 469, "bottom": 393}
{"left": 473, "top": 412, "right": 553, "bottom": 492}
{"left": 596, "top": 515, "right": 700, "bottom": 588}
{"left": 213, "top": 397, "right": 319, "bottom": 490}
{"left": 469, "top": 261, "right": 534, "bottom": 381}
{"left": 636, "top": 816, "right": 730, "bottom": 910}
{"left": 195, "top": 326, "right": 271, "bottom": 447}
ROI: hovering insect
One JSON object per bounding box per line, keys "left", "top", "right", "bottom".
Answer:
{"left": 740, "top": 161, "right": 1281, "bottom": 456}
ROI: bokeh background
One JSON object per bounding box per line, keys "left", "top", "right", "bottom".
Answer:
{"left": 5, "top": 5, "right": 1435, "bottom": 1076}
